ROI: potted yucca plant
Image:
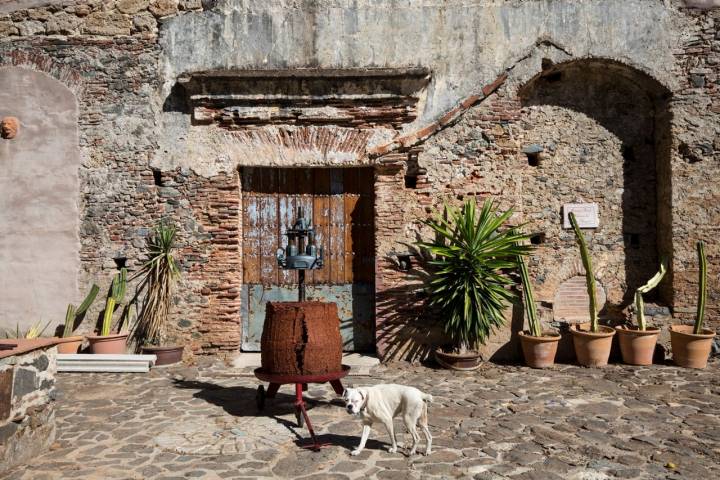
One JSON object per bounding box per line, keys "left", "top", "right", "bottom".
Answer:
{"left": 517, "top": 254, "right": 560, "bottom": 368}
{"left": 417, "top": 199, "right": 531, "bottom": 370}
{"left": 615, "top": 258, "right": 667, "bottom": 365}
{"left": 670, "top": 241, "right": 716, "bottom": 369}
{"left": 567, "top": 213, "right": 616, "bottom": 367}
{"left": 132, "top": 222, "right": 183, "bottom": 365}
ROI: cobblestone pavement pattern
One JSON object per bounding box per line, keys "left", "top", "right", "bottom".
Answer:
{"left": 4, "top": 360, "right": 720, "bottom": 480}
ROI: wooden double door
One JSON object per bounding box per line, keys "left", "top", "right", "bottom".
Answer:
{"left": 240, "top": 167, "right": 375, "bottom": 352}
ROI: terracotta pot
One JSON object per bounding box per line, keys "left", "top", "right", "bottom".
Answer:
{"left": 86, "top": 333, "right": 128, "bottom": 354}
{"left": 434, "top": 348, "right": 482, "bottom": 371}
{"left": 570, "top": 323, "right": 616, "bottom": 367}
{"left": 615, "top": 326, "right": 660, "bottom": 366}
{"left": 56, "top": 335, "right": 84, "bottom": 354}
{"left": 670, "top": 324, "right": 716, "bottom": 369}
{"left": 141, "top": 345, "right": 184, "bottom": 366}
{"left": 518, "top": 331, "right": 560, "bottom": 368}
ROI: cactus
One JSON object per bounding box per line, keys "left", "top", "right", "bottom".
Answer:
{"left": 635, "top": 257, "right": 668, "bottom": 331}
{"left": 101, "top": 268, "right": 127, "bottom": 336}
{"left": 694, "top": 241, "right": 707, "bottom": 335}
{"left": 63, "top": 284, "right": 100, "bottom": 337}
{"left": 569, "top": 212, "right": 599, "bottom": 333}
{"left": 518, "top": 254, "right": 542, "bottom": 337}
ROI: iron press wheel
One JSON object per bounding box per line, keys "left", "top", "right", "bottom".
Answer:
{"left": 295, "top": 407, "right": 304, "bottom": 428}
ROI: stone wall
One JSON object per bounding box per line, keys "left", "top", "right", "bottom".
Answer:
{"left": 0, "top": 1, "right": 717, "bottom": 360}
{"left": 0, "top": 344, "right": 57, "bottom": 473}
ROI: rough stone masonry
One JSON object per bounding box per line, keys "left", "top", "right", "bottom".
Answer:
{"left": 0, "top": 0, "right": 717, "bottom": 361}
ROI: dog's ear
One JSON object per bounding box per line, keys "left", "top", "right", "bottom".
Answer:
{"left": 341, "top": 388, "right": 351, "bottom": 400}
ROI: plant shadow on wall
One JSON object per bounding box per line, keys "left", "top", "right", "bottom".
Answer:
{"left": 519, "top": 58, "right": 673, "bottom": 316}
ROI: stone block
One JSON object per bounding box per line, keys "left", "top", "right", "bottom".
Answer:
{"left": 82, "top": 11, "right": 132, "bottom": 36}
{"left": 45, "top": 12, "right": 81, "bottom": 35}
{"left": 149, "top": 0, "right": 179, "bottom": 18}
{"left": 29, "top": 354, "right": 49, "bottom": 372}
{"left": 0, "top": 369, "right": 12, "bottom": 421}
{"left": 0, "top": 21, "right": 18, "bottom": 37}
{"left": 12, "top": 368, "right": 36, "bottom": 400}
{"left": 132, "top": 12, "right": 156, "bottom": 32}
{"left": 16, "top": 20, "right": 45, "bottom": 36}
{"left": 117, "top": 0, "right": 151, "bottom": 15}
{"left": 0, "top": 422, "right": 18, "bottom": 444}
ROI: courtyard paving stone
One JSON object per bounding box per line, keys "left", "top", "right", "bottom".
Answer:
{"left": 3, "top": 360, "right": 720, "bottom": 479}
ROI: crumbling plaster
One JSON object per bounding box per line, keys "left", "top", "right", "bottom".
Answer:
{"left": 155, "top": 0, "right": 684, "bottom": 177}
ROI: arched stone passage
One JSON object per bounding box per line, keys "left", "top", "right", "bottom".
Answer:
{"left": 518, "top": 59, "right": 672, "bottom": 317}
{"left": 0, "top": 67, "right": 80, "bottom": 332}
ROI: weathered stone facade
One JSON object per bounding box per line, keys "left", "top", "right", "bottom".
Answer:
{"left": 0, "top": 0, "right": 717, "bottom": 361}
{"left": 0, "top": 342, "right": 57, "bottom": 473}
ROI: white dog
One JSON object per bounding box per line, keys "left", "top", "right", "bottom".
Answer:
{"left": 342, "top": 384, "right": 433, "bottom": 456}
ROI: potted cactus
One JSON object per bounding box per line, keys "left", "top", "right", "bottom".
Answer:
{"left": 417, "top": 199, "right": 531, "bottom": 370}
{"left": 517, "top": 254, "right": 560, "bottom": 368}
{"left": 57, "top": 283, "right": 99, "bottom": 354}
{"left": 615, "top": 258, "right": 667, "bottom": 365}
{"left": 568, "top": 212, "right": 616, "bottom": 367}
{"left": 87, "top": 268, "right": 130, "bottom": 354}
{"left": 670, "top": 241, "right": 716, "bottom": 368}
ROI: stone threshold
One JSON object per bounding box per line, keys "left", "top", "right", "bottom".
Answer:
{"left": 230, "top": 352, "right": 380, "bottom": 376}
{"left": 57, "top": 354, "right": 157, "bottom": 373}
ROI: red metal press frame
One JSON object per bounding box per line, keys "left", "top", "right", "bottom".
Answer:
{"left": 254, "top": 365, "right": 350, "bottom": 450}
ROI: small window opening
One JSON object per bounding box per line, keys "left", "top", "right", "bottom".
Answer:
{"left": 404, "top": 174, "right": 417, "bottom": 189}
{"left": 527, "top": 152, "right": 541, "bottom": 167}
{"left": 545, "top": 71, "right": 562, "bottom": 83}
{"left": 113, "top": 257, "right": 128, "bottom": 270}
{"left": 624, "top": 233, "right": 640, "bottom": 249}
{"left": 530, "top": 233, "right": 545, "bottom": 245}
{"left": 622, "top": 145, "right": 635, "bottom": 162}
{"left": 152, "top": 169, "right": 163, "bottom": 187}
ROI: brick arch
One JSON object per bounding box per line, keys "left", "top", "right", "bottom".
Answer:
{"left": 0, "top": 51, "right": 85, "bottom": 97}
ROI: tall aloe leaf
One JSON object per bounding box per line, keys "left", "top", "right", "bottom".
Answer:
{"left": 517, "top": 254, "right": 541, "bottom": 337}
{"left": 694, "top": 241, "right": 707, "bottom": 334}
{"left": 569, "top": 212, "right": 598, "bottom": 333}
{"left": 102, "top": 268, "right": 127, "bottom": 336}
{"left": 635, "top": 257, "right": 667, "bottom": 331}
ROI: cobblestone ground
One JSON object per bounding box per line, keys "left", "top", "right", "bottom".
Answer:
{"left": 4, "top": 360, "right": 720, "bottom": 480}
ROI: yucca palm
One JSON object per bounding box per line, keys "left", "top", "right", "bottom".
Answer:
{"left": 417, "top": 199, "right": 532, "bottom": 353}
{"left": 132, "top": 222, "right": 181, "bottom": 346}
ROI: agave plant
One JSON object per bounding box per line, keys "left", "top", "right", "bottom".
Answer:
{"left": 101, "top": 268, "right": 127, "bottom": 336}
{"left": 634, "top": 257, "right": 668, "bottom": 331}
{"left": 517, "top": 253, "right": 541, "bottom": 337}
{"left": 4, "top": 320, "right": 52, "bottom": 339}
{"left": 569, "top": 212, "right": 599, "bottom": 333}
{"left": 132, "top": 222, "right": 181, "bottom": 346}
{"left": 417, "top": 199, "right": 531, "bottom": 353}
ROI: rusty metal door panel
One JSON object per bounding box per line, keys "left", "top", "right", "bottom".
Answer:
{"left": 241, "top": 167, "right": 375, "bottom": 352}
{"left": 241, "top": 283, "right": 375, "bottom": 352}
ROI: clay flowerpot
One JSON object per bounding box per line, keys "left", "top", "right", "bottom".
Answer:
{"left": 86, "top": 333, "right": 128, "bottom": 354}
{"left": 56, "top": 335, "right": 84, "bottom": 354}
{"left": 518, "top": 331, "right": 561, "bottom": 369}
{"left": 615, "top": 326, "right": 660, "bottom": 366}
{"left": 434, "top": 348, "right": 482, "bottom": 371}
{"left": 570, "top": 323, "right": 616, "bottom": 367}
{"left": 670, "top": 324, "right": 716, "bottom": 369}
{"left": 141, "top": 345, "right": 184, "bottom": 366}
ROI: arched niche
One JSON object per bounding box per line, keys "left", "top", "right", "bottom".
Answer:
{"left": 518, "top": 58, "right": 673, "bottom": 316}
{"left": 0, "top": 67, "right": 80, "bottom": 333}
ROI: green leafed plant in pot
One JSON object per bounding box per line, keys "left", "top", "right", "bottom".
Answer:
{"left": 567, "top": 212, "right": 616, "bottom": 367}
{"left": 417, "top": 199, "right": 531, "bottom": 371}
{"left": 670, "top": 241, "right": 716, "bottom": 369}
{"left": 615, "top": 258, "right": 667, "bottom": 366}
{"left": 517, "top": 254, "right": 560, "bottom": 369}
{"left": 132, "top": 222, "right": 184, "bottom": 366}
{"left": 57, "top": 283, "right": 99, "bottom": 354}
{"left": 87, "top": 268, "right": 130, "bottom": 354}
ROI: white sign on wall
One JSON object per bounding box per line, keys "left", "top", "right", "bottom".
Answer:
{"left": 563, "top": 203, "right": 599, "bottom": 229}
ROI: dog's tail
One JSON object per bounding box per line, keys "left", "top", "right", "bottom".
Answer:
{"left": 422, "top": 393, "right": 433, "bottom": 404}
